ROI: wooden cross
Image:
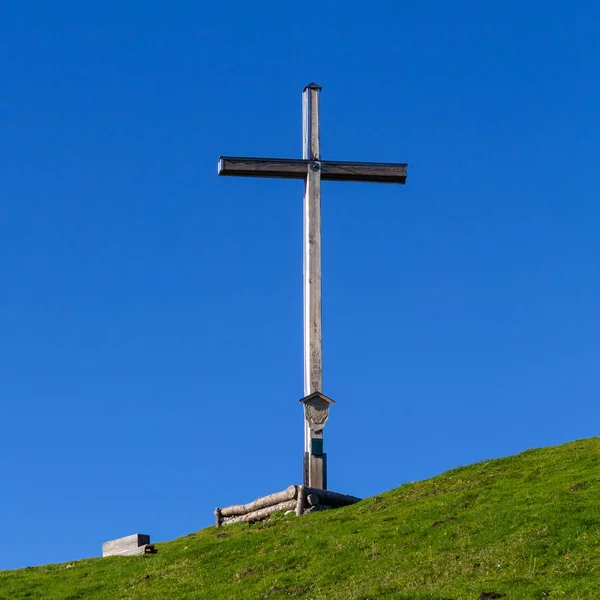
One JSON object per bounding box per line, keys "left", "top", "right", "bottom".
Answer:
{"left": 218, "top": 83, "right": 407, "bottom": 490}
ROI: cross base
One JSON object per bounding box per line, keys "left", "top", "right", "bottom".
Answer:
{"left": 214, "top": 484, "right": 361, "bottom": 527}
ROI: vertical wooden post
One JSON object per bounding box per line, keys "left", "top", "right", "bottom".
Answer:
{"left": 296, "top": 485, "right": 306, "bottom": 516}
{"left": 303, "top": 82, "right": 322, "bottom": 399}
{"left": 302, "top": 82, "right": 325, "bottom": 488}
{"left": 214, "top": 507, "right": 222, "bottom": 528}
{"left": 309, "top": 448, "right": 325, "bottom": 489}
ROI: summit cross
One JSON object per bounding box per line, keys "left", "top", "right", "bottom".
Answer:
{"left": 218, "top": 83, "right": 407, "bottom": 490}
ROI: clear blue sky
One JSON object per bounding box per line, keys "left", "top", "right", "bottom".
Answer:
{"left": 1, "top": 1, "right": 598, "bottom": 570}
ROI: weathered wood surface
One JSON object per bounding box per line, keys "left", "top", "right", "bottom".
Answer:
{"left": 215, "top": 484, "right": 360, "bottom": 525}
{"left": 218, "top": 157, "right": 308, "bottom": 179}
{"left": 304, "top": 488, "right": 361, "bottom": 506}
{"left": 303, "top": 157, "right": 322, "bottom": 400}
{"left": 218, "top": 157, "right": 407, "bottom": 184}
{"left": 303, "top": 83, "right": 321, "bottom": 161}
{"left": 302, "top": 83, "right": 325, "bottom": 491}
{"left": 308, "top": 454, "right": 325, "bottom": 490}
{"left": 303, "top": 166, "right": 322, "bottom": 398}
{"left": 102, "top": 534, "right": 150, "bottom": 557}
{"left": 306, "top": 493, "right": 320, "bottom": 507}
{"left": 300, "top": 391, "right": 335, "bottom": 432}
{"left": 295, "top": 485, "right": 306, "bottom": 516}
{"left": 321, "top": 160, "right": 407, "bottom": 183}
{"left": 222, "top": 499, "right": 298, "bottom": 525}
{"left": 214, "top": 507, "right": 223, "bottom": 528}
{"left": 220, "top": 485, "right": 297, "bottom": 517}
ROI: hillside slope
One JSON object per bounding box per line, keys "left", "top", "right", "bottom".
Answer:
{"left": 1, "top": 438, "right": 599, "bottom": 599}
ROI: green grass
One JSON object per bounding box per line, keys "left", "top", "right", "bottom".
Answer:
{"left": 2, "top": 438, "right": 599, "bottom": 599}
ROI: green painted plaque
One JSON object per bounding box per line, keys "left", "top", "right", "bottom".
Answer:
{"left": 311, "top": 438, "right": 323, "bottom": 455}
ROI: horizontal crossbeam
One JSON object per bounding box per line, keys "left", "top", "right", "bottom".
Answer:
{"left": 218, "top": 156, "right": 407, "bottom": 184}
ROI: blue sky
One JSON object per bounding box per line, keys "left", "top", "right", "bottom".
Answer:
{"left": 1, "top": 1, "right": 598, "bottom": 570}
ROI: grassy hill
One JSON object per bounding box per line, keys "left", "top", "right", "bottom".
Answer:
{"left": 1, "top": 438, "right": 599, "bottom": 600}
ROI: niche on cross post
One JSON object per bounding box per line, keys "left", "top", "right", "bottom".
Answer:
{"left": 300, "top": 391, "right": 335, "bottom": 490}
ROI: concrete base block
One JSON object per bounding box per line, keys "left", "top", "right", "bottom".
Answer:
{"left": 117, "top": 544, "right": 154, "bottom": 556}
{"left": 102, "top": 533, "right": 150, "bottom": 557}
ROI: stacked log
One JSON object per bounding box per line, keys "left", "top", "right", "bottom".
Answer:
{"left": 304, "top": 488, "right": 362, "bottom": 507}
{"left": 214, "top": 484, "right": 361, "bottom": 527}
{"left": 295, "top": 485, "right": 307, "bottom": 516}
{"left": 222, "top": 499, "right": 298, "bottom": 525}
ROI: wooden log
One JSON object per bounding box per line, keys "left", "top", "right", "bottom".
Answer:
{"left": 214, "top": 507, "right": 222, "bottom": 528}
{"left": 306, "top": 493, "right": 320, "bottom": 507}
{"left": 295, "top": 485, "right": 306, "bottom": 516}
{"left": 304, "top": 488, "right": 361, "bottom": 507}
{"left": 222, "top": 499, "right": 297, "bottom": 525}
{"left": 220, "top": 485, "right": 297, "bottom": 517}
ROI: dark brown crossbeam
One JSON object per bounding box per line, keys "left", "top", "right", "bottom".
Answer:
{"left": 218, "top": 156, "right": 407, "bottom": 184}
